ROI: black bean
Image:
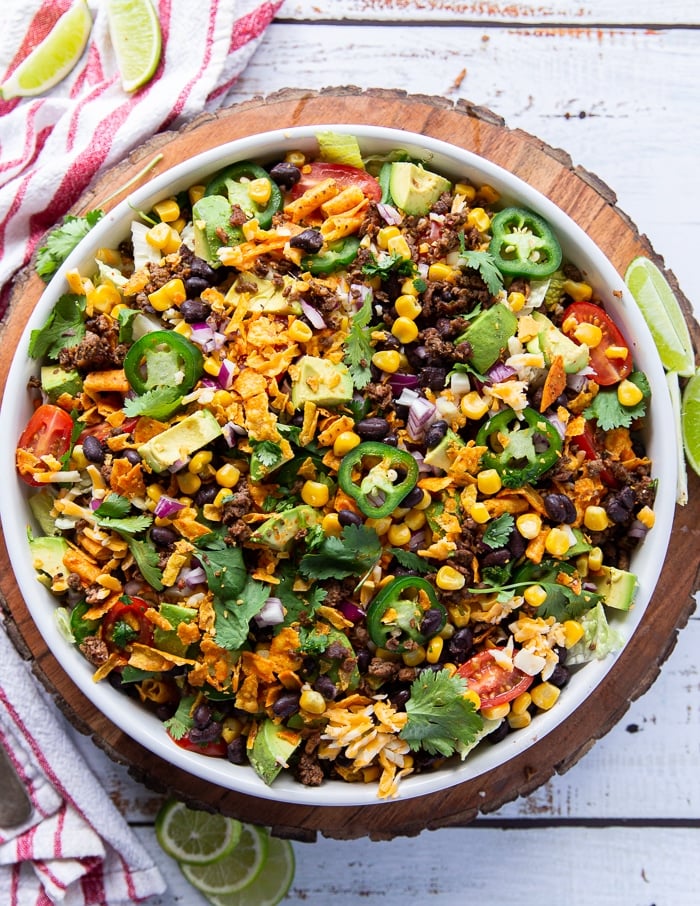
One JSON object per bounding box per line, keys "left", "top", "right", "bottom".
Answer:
{"left": 481, "top": 549, "right": 511, "bottom": 568}
{"left": 391, "top": 689, "right": 411, "bottom": 710}
{"left": 543, "top": 493, "right": 577, "bottom": 524}
{"left": 548, "top": 664, "right": 571, "bottom": 688}
{"left": 226, "top": 736, "right": 247, "bottom": 765}
{"left": 269, "top": 161, "right": 301, "bottom": 189}
{"left": 618, "top": 486, "right": 636, "bottom": 510}
{"left": 289, "top": 228, "right": 324, "bottom": 253}
{"left": 189, "top": 721, "right": 222, "bottom": 744}
{"left": 189, "top": 258, "right": 218, "bottom": 282}
{"left": 356, "top": 417, "right": 390, "bottom": 440}
{"left": 605, "top": 497, "right": 631, "bottom": 524}
{"left": 420, "top": 608, "right": 445, "bottom": 637}
{"left": 184, "top": 275, "right": 212, "bottom": 299}
{"left": 356, "top": 648, "right": 372, "bottom": 673}
{"left": 486, "top": 720, "right": 511, "bottom": 744}
{"left": 272, "top": 691, "right": 301, "bottom": 719}
{"left": 193, "top": 704, "right": 212, "bottom": 728}
{"left": 382, "top": 434, "right": 398, "bottom": 446}
{"left": 150, "top": 525, "right": 179, "bottom": 547}
{"left": 419, "top": 366, "right": 448, "bottom": 390}
{"left": 155, "top": 702, "right": 178, "bottom": 721}
{"left": 448, "top": 627, "right": 474, "bottom": 660}
{"left": 314, "top": 675, "right": 338, "bottom": 701}
{"left": 424, "top": 419, "right": 448, "bottom": 449}
{"left": 121, "top": 449, "right": 141, "bottom": 465}
{"left": 338, "top": 509, "right": 363, "bottom": 527}
{"left": 180, "top": 298, "right": 210, "bottom": 323}
{"left": 400, "top": 485, "right": 424, "bottom": 508}
{"left": 194, "top": 483, "right": 219, "bottom": 507}
{"left": 509, "top": 528, "right": 527, "bottom": 559}
{"left": 82, "top": 434, "right": 106, "bottom": 463}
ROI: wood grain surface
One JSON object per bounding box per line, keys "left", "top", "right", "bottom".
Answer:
{"left": 1, "top": 89, "right": 698, "bottom": 842}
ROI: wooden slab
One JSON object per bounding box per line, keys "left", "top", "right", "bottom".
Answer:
{"left": 1, "top": 88, "right": 698, "bottom": 841}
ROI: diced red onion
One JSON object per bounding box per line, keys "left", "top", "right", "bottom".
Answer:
{"left": 395, "top": 388, "right": 420, "bottom": 407}
{"left": 90, "top": 497, "right": 102, "bottom": 511}
{"left": 154, "top": 495, "right": 186, "bottom": 518}
{"left": 566, "top": 371, "right": 589, "bottom": 393}
{"left": 376, "top": 203, "right": 402, "bottom": 225}
{"left": 389, "top": 373, "right": 420, "bottom": 392}
{"left": 408, "top": 529, "right": 427, "bottom": 552}
{"left": 124, "top": 580, "right": 144, "bottom": 596}
{"left": 487, "top": 362, "right": 517, "bottom": 384}
{"left": 628, "top": 519, "right": 649, "bottom": 539}
{"left": 407, "top": 396, "right": 437, "bottom": 438}
{"left": 543, "top": 412, "right": 567, "bottom": 439}
{"left": 338, "top": 599, "right": 366, "bottom": 623}
{"left": 411, "top": 450, "right": 433, "bottom": 474}
{"left": 222, "top": 422, "right": 242, "bottom": 447}
{"left": 182, "top": 565, "right": 206, "bottom": 587}
{"left": 254, "top": 596, "right": 285, "bottom": 627}
{"left": 217, "top": 359, "right": 234, "bottom": 389}
{"left": 300, "top": 299, "right": 326, "bottom": 329}
{"left": 168, "top": 457, "right": 189, "bottom": 473}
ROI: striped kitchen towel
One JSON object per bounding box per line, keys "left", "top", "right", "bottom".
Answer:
{"left": 0, "top": 0, "right": 282, "bottom": 320}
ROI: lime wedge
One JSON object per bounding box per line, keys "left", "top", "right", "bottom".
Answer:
{"left": 180, "top": 823, "right": 270, "bottom": 895}
{"left": 681, "top": 369, "right": 700, "bottom": 477}
{"left": 155, "top": 799, "right": 242, "bottom": 865}
{"left": 107, "top": 0, "right": 162, "bottom": 93}
{"left": 0, "top": 0, "right": 92, "bottom": 99}
{"left": 207, "top": 834, "right": 296, "bottom": 906}
{"left": 667, "top": 372, "right": 688, "bottom": 505}
{"left": 624, "top": 256, "right": 695, "bottom": 376}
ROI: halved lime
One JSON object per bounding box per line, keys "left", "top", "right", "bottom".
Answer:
{"left": 180, "top": 822, "right": 269, "bottom": 895}
{"left": 681, "top": 370, "right": 700, "bottom": 477}
{"left": 207, "top": 834, "right": 296, "bottom": 906}
{"left": 0, "top": 0, "right": 92, "bottom": 99}
{"left": 624, "top": 256, "right": 695, "bottom": 376}
{"left": 155, "top": 799, "right": 241, "bottom": 866}
{"left": 107, "top": 0, "right": 162, "bottom": 93}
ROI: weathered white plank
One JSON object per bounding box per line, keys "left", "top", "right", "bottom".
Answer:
{"left": 229, "top": 24, "right": 700, "bottom": 308}
{"left": 278, "top": 0, "right": 700, "bottom": 27}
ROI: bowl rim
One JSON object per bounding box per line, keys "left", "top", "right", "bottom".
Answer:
{"left": 0, "top": 124, "right": 677, "bottom": 807}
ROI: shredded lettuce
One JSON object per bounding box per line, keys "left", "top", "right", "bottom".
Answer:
{"left": 316, "top": 131, "right": 365, "bottom": 169}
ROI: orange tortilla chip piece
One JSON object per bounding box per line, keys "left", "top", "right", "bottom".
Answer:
{"left": 109, "top": 458, "right": 147, "bottom": 498}
{"left": 540, "top": 354, "right": 567, "bottom": 412}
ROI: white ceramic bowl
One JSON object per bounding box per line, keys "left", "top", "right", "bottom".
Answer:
{"left": 0, "top": 125, "right": 677, "bottom": 806}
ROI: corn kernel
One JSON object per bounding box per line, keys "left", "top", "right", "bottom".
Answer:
{"left": 395, "top": 294, "right": 422, "bottom": 319}
{"left": 188, "top": 184, "right": 206, "bottom": 205}
{"left": 545, "top": 527, "right": 571, "bottom": 557}
{"left": 412, "top": 489, "right": 432, "bottom": 511}
{"left": 427, "top": 262, "right": 456, "bottom": 283}
{"left": 516, "top": 512, "right": 542, "bottom": 540}
{"left": 587, "top": 546, "right": 603, "bottom": 572}
{"left": 216, "top": 463, "right": 240, "bottom": 489}
{"left": 573, "top": 322, "right": 602, "bottom": 347}
{"left": 377, "top": 225, "right": 401, "bottom": 250}
{"left": 299, "top": 689, "right": 326, "bottom": 714}
{"left": 95, "top": 247, "right": 122, "bottom": 267}
{"left": 617, "top": 378, "right": 644, "bottom": 407}
{"left": 391, "top": 316, "right": 419, "bottom": 344}
{"left": 288, "top": 319, "right": 313, "bottom": 343}
{"left": 172, "top": 320, "right": 192, "bottom": 338}
{"left": 322, "top": 513, "right": 342, "bottom": 536}
{"left": 470, "top": 502, "right": 490, "bottom": 524}
{"left": 563, "top": 619, "right": 585, "bottom": 647}
{"left": 109, "top": 303, "right": 128, "bottom": 319}
{"left": 463, "top": 688, "right": 481, "bottom": 709}
{"left": 70, "top": 446, "right": 88, "bottom": 470}
{"left": 90, "top": 283, "right": 121, "bottom": 313}
{"left": 221, "top": 716, "right": 243, "bottom": 744}
{"left": 448, "top": 602, "right": 471, "bottom": 628}
{"left": 387, "top": 523, "right": 412, "bottom": 547}
{"left": 511, "top": 691, "right": 532, "bottom": 715}
{"left": 365, "top": 516, "right": 392, "bottom": 536}
{"left": 333, "top": 431, "right": 361, "bottom": 457}
{"left": 387, "top": 234, "right": 411, "bottom": 259}
{"left": 461, "top": 391, "right": 489, "bottom": 420}
{"left": 467, "top": 207, "right": 491, "bottom": 232}
{"left": 530, "top": 682, "right": 561, "bottom": 711}
{"left": 524, "top": 584, "right": 548, "bottom": 607}
{"left": 481, "top": 702, "right": 511, "bottom": 721}
{"left": 148, "top": 277, "right": 186, "bottom": 311}
{"left": 637, "top": 505, "right": 655, "bottom": 529}
{"left": 584, "top": 505, "right": 610, "bottom": 532}
{"left": 404, "top": 508, "right": 427, "bottom": 531}
{"left": 426, "top": 636, "right": 444, "bottom": 664}
{"left": 507, "top": 290, "right": 526, "bottom": 313}
{"left": 605, "top": 345, "right": 629, "bottom": 360}
{"left": 436, "top": 565, "right": 466, "bottom": 591}
{"left": 153, "top": 198, "right": 180, "bottom": 223}
{"left": 203, "top": 356, "right": 221, "bottom": 376}
{"left": 285, "top": 150, "right": 306, "bottom": 167}
{"left": 171, "top": 217, "right": 186, "bottom": 234}
{"left": 213, "top": 488, "right": 233, "bottom": 507}
{"left": 301, "top": 480, "right": 330, "bottom": 507}
{"left": 454, "top": 182, "right": 477, "bottom": 201}
{"left": 400, "top": 278, "right": 420, "bottom": 296}
{"left": 177, "top": 472, "right": 201, "bottom": 495}
{"left": 371, "top": 349, "right": 401, "bottom": 373}
{"left": 402, "top": 645, "right": 426, "bottom": 667}
{"left": 477, "top": 468, "right": 502, "bottom": 496}
{"left": 248, "top": 177, "right": 271, "bottom": 205}
{"left": 508, "top": 710, "right": 532, "bottom": 730}
{"left": 561, "top": 279, "right": 593, "bottom": 302}
{"left": 187, "top": 451, "right": 213, "bottom": 474}
{"left": 146, "top": 484, "right": 165, "bottom": 503}
{"left": 146, "top": 221, "right": 173, "bottom": 249}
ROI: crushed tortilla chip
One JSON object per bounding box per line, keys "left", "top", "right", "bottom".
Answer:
{"left": 540, "top": 354, "right": 567, "bottom": 412}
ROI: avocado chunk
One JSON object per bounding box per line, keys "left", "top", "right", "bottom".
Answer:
{"left": 249, "top": 718, "right": 302, "bottom": 786}
{"left": 389, "top": 161, "right": 452, "bottom": 216}
{"left": 249, "top": 504, "right": 322, "bottom": 552}
{"left": 318, "top": 628, "right": 360, "bottom": 692}
{"left": 29, "top": 491, "right": 61, "bottom": 536}
{"left": 137, "top": 410, "right": 222, "bottom": 473}
{"left": 192, "top": 195, "right": 242, "bottom": 266}
{"left": 589, "top": 566, "right": 638, "bottom": 611}
{"left": 526, "top": 311, "right": 589, "bottom": 373}
{"left": 40, "top": 365, "right": 83, "bottom": 401}
{"left": 225, "top": 272, "right": 301, "bottom": 316}
{"left": 30, "top": 536, "right": 69, "bottom": 589}
{"left": 290, "top": 355, "right": 353, "bottom": 410}
{"left": 424, "top": 428, "right": 465, "bottom": 472}
{"left": 458, "top": 303, "right": 518, "bottom": 374}
{"left": 153, "top": 603, "right": 197, "bottom": 656}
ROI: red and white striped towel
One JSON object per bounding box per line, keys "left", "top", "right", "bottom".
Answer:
{"left": 0, "top": 622, "right": 165, "bottom": 905}
{"left": 0, "top": 0, "right": 282, "bottom": 320}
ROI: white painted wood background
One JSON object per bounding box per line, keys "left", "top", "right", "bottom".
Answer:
{"left": 65, "top": 2, "right": 700, "bottom": 902}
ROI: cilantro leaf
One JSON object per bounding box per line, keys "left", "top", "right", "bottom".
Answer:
{"left": 111, "top": 620, "right": 138, "bottom": 649}
{"left": 388, "top": 548, "right": 431, "bottom": 574}
{"left": 535, "top": 582, "right": 601, "bottom": 623}
{"left": 213, "top": 576, "right": 270, "bottom": 650}
{"left": 128, "top": 537, "right": 164, "bottom": 591}
{"left": 123, "top": 386, "right": 183, "bottom": 420}
{"left": 28, "top": 293, "right": 86, "bottom": 360}
{"left": 298, "top": 626, "right": 331, "bottom": 656}
{"left": 163, "top": 694, "right": 196, "bottom": 740}
{"left": 583, "top": 371, "right": 650, "bottom": 430}
{"left": 361, "top": 251, "right": 416, "bottom": 281}
{"left": 482, "top": 513, "right": 514, "bottom": 550}
{"left": 400, "top": 670, "right": 483, "bottom": 757}
{"left": 35, "top": 210, "right": 104, "bottom": 282}
{"left": 94, "top": 495, "right": 153, "bottom": 535}
{"left": 196, "top": 542, "right": 248, "bottom": 604}
{"left": 299, "top": 523, "right": 382, "bottom": 580}
{"left": 344, "top": 290, "right": 374, "bottom": 390}
{"left": 94, "top": 495, "right": 131, "bottom": 519}
{"left": 457, "top": 249, "right": 504, "bottom": 296}
{"left": 275, "top": 567, "right": 326, "bottom": 626}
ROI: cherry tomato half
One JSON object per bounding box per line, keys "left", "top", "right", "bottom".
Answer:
{"left": 101, "top": 597, "right": 154, "bottom": 654}
{"left": 561, "top": 301, "right": 633, "bottom": 386}
{"left": 457, "top": 649, "right": 533, "bottom": 709}
{"left": 16, "top": 404, "right": 74, "bottom": 486}
{"left": 78, "top": 415, "right": 139, "bottom": 444}
{"left": 570, "top": 421, "right": 618, "bottom": 487}
{"left": 291, "top": 162, "right": 382, "bottom": 202}
{"left": 170, "top": 732, "right": 228, "bottom": 758}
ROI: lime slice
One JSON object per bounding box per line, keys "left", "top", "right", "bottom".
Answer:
{"left": 624, "top": 256, "right": 695, "bottom": 377}
{"left": 207, "top": 835, "right": 296, "bottom": 906}
{"left": 180, "top": 823, "right": 269, "bottom": 895}
{"left": 107, "top": 0, "right": 162, "bottom": 93}
{"left": 667, "top": 372, "right": 688, "bottom": 505}
{"left": 0, "top": 0, "right": 92, "bottom": 100}
{"left": 681, "top": 369, "right": 700, "bottom": 477}
{"left": 155, "top": 799, "right": 241, "bottom": 865}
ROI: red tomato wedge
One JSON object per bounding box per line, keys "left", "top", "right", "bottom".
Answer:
{"left": 16, "top": 404, "right": 74, "bottom": 486}
{"left": 171, "top": 734, "right": 228, "bottom": 758}
{"left": 561, "top": 301, "right": 633, "bottom": 386}
{"left": 457, "top": 649, "right": 533, "bottom": 709}
{"left": 291, "top": 161, "right": 382, "bottom": 201}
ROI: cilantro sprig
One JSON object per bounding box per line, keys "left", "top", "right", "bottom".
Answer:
{"left": 457, "top": 232, "right": 504, "bottom": 296}
{"left": 343, "top": 290, "right": 375, "bottom": 390}
{"left": 584, "top": 371, "right": 650, "bottom": 430}
{"left": 400, "top": 670, "right": 483, "bottom": 757}
{"left": 35, "top": 210, "right": 104, "bottom": 282}
{"left": 299, "top": 523, "right": 382, "bottom": 580}
{"left": 28, "top": 293, "right": 86, "bottom": 360}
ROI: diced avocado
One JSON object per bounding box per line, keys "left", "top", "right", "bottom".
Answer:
{"left": 249, "top": 718, "right": 302, "bottom": 786}
{"left": 192, "top": 195, "right": 242, "bottom": 266}
{"left": 137, "top": 410, "right": 222, "bottom": 473}
{"left": 153, "top": 603, "right": 197, "bottom": 656}
{"left": 458, "top": 303, "right": 518, "bottom": 374}
{"left": 29, "top": 535, "right": 69, "bottom": 588}
{"left": 389, "top": 161, "right": 451, "bottom": 216}
{"left": 589, "top": 566, "right": 638, "bottom": 611}
{"left": 319, "top": 629, "right": 360, "bottom": 692}
{"left": 29, "top": 491, "right": 60, "bottom": 536}
{"left": 40, "top": 365, "right": 83, "bottom": 401}
{"left": 248, "top": 504, "right": 322, "bottom": 552}
{"left": 565, "top": 528, "right": 592, "bottom": 557}
{"left": 290, "top": 355, "right": 354, "bottom": 410}
{"left": 225, "top": 273, "right": 301, "bottom": 316}
{"left": 424, "top": 428, "right": 465, "bottom": 472}
{"left": 526, "top": 311, "right": 589, "bottom": 373}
